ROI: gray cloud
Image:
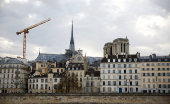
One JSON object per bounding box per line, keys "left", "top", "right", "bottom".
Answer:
{"left": 0, "top": 0, "right": 170, "bottom": 60}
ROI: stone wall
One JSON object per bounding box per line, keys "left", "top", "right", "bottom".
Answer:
{"left": 0, "top": 94, "right": 170, "bottom": 104}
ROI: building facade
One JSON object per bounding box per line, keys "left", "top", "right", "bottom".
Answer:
{"left": 84, "top": 71, "right": 100, "bottom": 93}
{"left": 140, "top": 54, "right": 170, "bottom": 93}
{"left": 28, "top": 61, "right": 65, "bottom": 93}
{"left": 0, "top": 57, "right": 30, "bottom": 93}
{"left": 100, "top": 52, "right": 141, "bottom": 93}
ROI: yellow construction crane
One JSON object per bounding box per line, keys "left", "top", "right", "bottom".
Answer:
{"left": 16, "top": 18, "right": 51, "bottom": 59}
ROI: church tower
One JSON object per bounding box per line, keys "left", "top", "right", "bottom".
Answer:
{"left": 69, "top": 20, "right": 75, "bottom": 52}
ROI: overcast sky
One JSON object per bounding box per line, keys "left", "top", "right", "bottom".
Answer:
{"left": 0, "top": 0, "right": 170, "bottom": 60}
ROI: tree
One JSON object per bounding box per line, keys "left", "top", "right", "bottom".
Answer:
{"left": 54, "top": 70, "right": 81, "bottom": 93}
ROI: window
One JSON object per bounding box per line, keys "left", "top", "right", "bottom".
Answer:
{"left": 135, "top": 75, "right": 138, "bottom": 79}
{"left": 129, "top": 58, "right": 132, "bottom": 62}
{"left": 152, "top": 78, "right": 155, "bottom": 82}
{"left": 108, "top": 64, "right": 110, "bottom": 68}
{"left": 162, "top": 63, "right": 165, "bottom": 66}
{"left": 158, "top": 59, "right": 161, "bottom": 62}
{"left": 134, "top": 58, "right": 137, "bottom": 62}
{"left": 61, "top": 69, "right": 63, "bottom": 72}
{"left": 147, "top": 73, "right": 150, "bottom": 76}
{"left": 45, "top": 84, "right": 47, "bottom": 89}
{"left": 102, "top": 70, "right": 105, "bottom": 73}
{"left": 147, "top": 68, "right": 150, "bottom": 71}
{"left": 55, "top": 79, "right": 57, "bottom": 82}
{"left": 36, "top": 84, "right": 38, "bottom": 89}
{"left": 143, "top": 78, "right": 145, "bottom": 82}
{"left": 36, "top": 79, "right": 38, "bottom": 82}
{"left": 118, "top": 64, "right": 121, "bottom": 68}
{"left": 151, "top": 63, "right": 155, "bottom": 66}
{"left": 168, "top": 79, "right": 170, "bottom": 82}
{"left": 142, "top": 63, "right": 144, "bottom": 66}
{"left": 167, "top": 63, "right": 169, "bottom": 66}
{"left": 152, "top": 73, "right": 155, "bottom": 76}
{"left": 123, "top": 59, "right": 126, "bottom": 62}
{"left": 124, "top": 75, "right": 126, "bottom": 79}
{"left": 119, "top": 81, "right": 121, "bottom": 85}
{"left": 146, "top": 63, "right": 150, "bottom": 66}
{"left": 108, "top": 59, "right": 110, "bottom": 62}
{"left": 108, "top": 70, "right": 110, "bottom": 73}
{"left": 76, "top": 72, "right": 78, "bottom": 76}
{"left": 129, "top": 64, "right": 132, "bottom": 68}
{"left": 148, "top": 84, "right": 150, "bottom": 88}
{"left": 142, "top": 68, "right": 145, "bottom": 71}
{"left": 157, "top": 63, "right": 160, "bottom": 66}
{"left": 57, "top": 69, "right": 59, "bottom": 72}
{"left": 80, "top": 78, "right": 82, "bottom": 82}
{"left": 103, "top": 81, "right": 105, "bottom": 85}
{"left": 158, "top": 73, "right": 161, "bottom": 76}
{"left": 159, "top": 79, "right": 161, "bottom": 82}
{"left": 119, "top": 75, "right": 121, "bottom": 79}
{"left": 129, "top": 70, "right": 132, "bottom": 73}
{"left": 163, "top": 79, "right": 165, "bottom": 82}
{"left": 124, "top": 70, "right": 126, "bottom": 73}
{"left": 108, "top": 81, "right": 111, "bottom": 85}
{"left": 41, "top": 79, "right": 44, "bottom": 83}
{"left": 148, "top": 78, "right": 150, "bottom": 82}
{"left": 130, "top": 75, "right": 132, "bottom": 79}
{"left": 41, "top": 84, "right": 43, "bottom": 89}
{"left": 113, "top": 59, "right": 115, "bottom": 62}
{"left": 108, "top": 75, "right": 110, "bottom": 79}
{"left": 135, "top": 70, "right": 137, "bottom": 73}
{"left": 124, "top": 64, "right": 126, "bottom": 68}
{"left": 119, "top": 70, "right": 121, "bottom": 73}
{"left": 143, "top": 84, "right": 146, "bottom": 88}
{"left": 12, "top": 74, "right": 13, "bottom": 78}
{"left": 113, "top": 81, "right": 116, "bottom": 85}
{"left": 113, "top": 64, "right": 115, "bottom": 68}
{"left": 153, "top": 84, "right": 155, "bottom": 88}
{"left": 113, "top": 70, "right": 115, "bottom": 73}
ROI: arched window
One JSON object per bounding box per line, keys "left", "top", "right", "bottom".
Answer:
{"left": 110, "top": 47, "right": 112, "bottom": 55}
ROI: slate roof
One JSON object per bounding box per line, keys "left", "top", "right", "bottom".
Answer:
{"left": 140, "top": 55, "right": 170, "bottom": 62}
{"left": 85, "top": 71, "right": 100, "bottom": 77}
{"left": 35, "top": 53, "right": 102, "bottom": 64}
{"left": 101, "top": 54, "right": 139, "bottom": 62}
{"left": 0, "top": 58, "right": 25, "bottom": 65}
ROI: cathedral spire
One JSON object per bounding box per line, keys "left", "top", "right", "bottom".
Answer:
{"left": 69, "top": 20, "right": 75, "bottom": 52}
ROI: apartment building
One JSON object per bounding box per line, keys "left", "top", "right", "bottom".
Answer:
{"left": 28, "top": 61, "right": 65, "bottom": 93}
{"left": 140, "top": 54, "right": 170, "bottom": 93}
{"left": 100, "top": 52, "right": 141, "bottom": 93}
{"left": 84, "top": 70, "right": 100, "bottom": 93}
{"left": 0, "top": 57, "right": 30, "bottom": 93}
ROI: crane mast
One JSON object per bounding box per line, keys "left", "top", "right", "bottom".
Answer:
{"left": 16, "top": 18, "right": 51, "bottom": 59}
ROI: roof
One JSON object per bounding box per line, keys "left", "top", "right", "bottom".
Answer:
{"left": 0, "top": 58, "right": 25, "bottom": 65}
{"left": 101, "top": 54, "right": 139, "bottom": 62}
{"left": 140, "top": 55, "right": 170, "bottom": 62}
{"left": 85, "top": 71, "right": 100, "bottom": 77}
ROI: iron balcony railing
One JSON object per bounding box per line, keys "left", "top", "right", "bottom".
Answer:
{"left": 15, "top": 70, "right": 20, "bottom": 74}
{"left": 15, "top": 76, "right": 21, "bottom": 79}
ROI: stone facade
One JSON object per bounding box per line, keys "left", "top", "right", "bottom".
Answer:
{"left": 0, "top": 57, "right": 30, "bottom": 93}
{"left": 103, "top": 37, "right": 129, "bottom": 57}
{"left": 0, "top": 94, "right": 170, "bottom": 103}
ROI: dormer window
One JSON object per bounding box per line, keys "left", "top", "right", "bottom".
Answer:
{"left": 118, "top": 59, "right": 121, "bottom": 62}
{"left": 134, "top": 58, "right": 137, "bottom": 62}
{"left": 76, "top": 68, "right": 78, "bottom": 70}
{"left": 123, "top": 59, "right": 126, "bottom": 62}
{"left": 72, "top": 68, "right": 74, "bottom": 70}
{"left": 68, "top": 68, "right": 70, "bottom": 70}
{"left": 129, "top": 58, "right": 132, "bottom": 62}
{"left": 158, "top": 59, "right": 161, "bottom": 62}
{"left": 108, "top": 59, "right": 110, "bottom": 62}
{"left": 113, "top": 59, "right": 115, "bottom": 62}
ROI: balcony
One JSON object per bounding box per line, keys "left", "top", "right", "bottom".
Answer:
{"left": 15, "top": 76, "right": 20, "bottom": 79}
{"left": 15, "top": 70, "right": 20, "bottom": 74}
